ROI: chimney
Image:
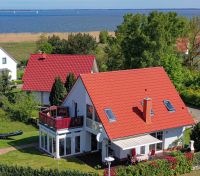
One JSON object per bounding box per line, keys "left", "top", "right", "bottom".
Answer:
{"left": 143, "top": 97, "right": 152, "bottom": 124}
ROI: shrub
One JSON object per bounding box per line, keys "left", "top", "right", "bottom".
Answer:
{"left": 181, "top": 88, "right": 200, "bottom": 107}
{"left": 0, "top": 164, "right": 97, "bottom": 176}
{"left": 116, "top": 152, "right": 193, "bottom": 176}
{"left": 99, "top": 31, "right": 109, "bottom": 44}
{"left": 193, "top": 152, "right": 200, "bottom": 167}
{"left": 191, "top": 122, "right": 200, "bottom": 152}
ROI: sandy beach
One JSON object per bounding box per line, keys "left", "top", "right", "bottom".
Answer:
{"left": 0, "top": 31, "right": 115, "bottom": 43}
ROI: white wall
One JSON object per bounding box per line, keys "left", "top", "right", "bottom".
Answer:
{"left": 33, "top": 91, "right": 50, "bottom": 105}
{"left": 0, "top": 48, "right": 17, "bottom": 80}
{"left": 164, "top": 127, "right": 184, "bottom": 149}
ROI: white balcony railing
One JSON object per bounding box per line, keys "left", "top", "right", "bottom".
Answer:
{"left": 86, "top": 118, "right": 101, "bottom": 132}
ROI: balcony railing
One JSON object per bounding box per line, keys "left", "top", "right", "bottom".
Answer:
{"left": 86, "top": 118, "right": 101, "bottom": 131}
{"left": 39, "top": 112, "right": 83, "bottom": 130}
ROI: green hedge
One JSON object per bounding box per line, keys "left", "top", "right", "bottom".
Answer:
{"left": 116, "top": 152, "right": 193, "bottom": 176}
{"left": 181, "top": 88, "right": 200, "bottom": 107}
{"left": 0, "top": 164, "right": 98, "bottom": 176}
{"left": 193, "top": 152, "right": 200, "bottom": 167}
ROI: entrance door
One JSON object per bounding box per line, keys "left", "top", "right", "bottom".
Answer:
{"left": 91, "top": 134, "right": 98, "bottom": 151}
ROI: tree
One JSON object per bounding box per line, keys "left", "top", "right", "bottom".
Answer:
{"left": 99, "top": 30, "right": 109, "bottom": 44}
{"left": 106, "top": 12, "right": 189, "bottom": 70}
{"left": 49, "top": 77, "right": 66, "bottom": 106}
{"left": 36, "top": 34, "right": 53, "bottom": 54}
{"left": 48, "top": 35, "right": 65, "bottom": 54}
{"left": 0, "top": 71, "right": 15, "bottom": 103}
{"left": 64, "top": 73, "right": 76, "bottom": 93}
{"left": 65, "top": 33, "right": 97, "bottom": 54}
{"left": 191, "top": 122, "right": 200, "bottom": 152}
{"left": 2, "top": 92, "right": 38, "bottom": 122}
{"left": 184, "top": 16, "right": 200, "bottom": 69}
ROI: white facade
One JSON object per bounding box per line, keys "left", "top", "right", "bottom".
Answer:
{"left": 0, "top": 48, "right": 17, "bottom": 80}
{"left": 39, "top": 78, "right": 188, "bottom": 162}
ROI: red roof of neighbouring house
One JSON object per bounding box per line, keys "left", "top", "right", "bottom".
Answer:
{"left": 22, "top": 54, "right": 96, "bottom": 92}
{"left": 80, "top": 67, "right": 194, "bottom": 140}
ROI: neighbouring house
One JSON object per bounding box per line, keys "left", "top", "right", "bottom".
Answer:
{"left": 0, "top": 47, "right": 17, "bottom": 80}
{"left": 22, "top": 54, "right": 98, "bottom": 105}
{"left": 38, "top": 67, "right": 194, "bottom": 162}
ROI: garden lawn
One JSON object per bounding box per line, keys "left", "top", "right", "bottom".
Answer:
{"left": 0, "top": 110, "right": 38, "bottom": 149}
{"left": 182, "top": 170, "right": 200, "bottom": 176}
{"left": 184, "top": 128, "right": 192, "bottom": 146}
{"left": 0, "top": 147, "right": 100, "bottom": 174}
{"left": 0, "top": 42, "right": 36, "bottom": 62}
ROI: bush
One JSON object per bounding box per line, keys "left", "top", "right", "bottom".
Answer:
{"left": 181, "top": 88, "right": 200, "bottom": 107}
{"left": 190, "top": 122, "right": 200, "bottom": 152}
{"left": 0, "top": 164, "right": 97, "bottom": 176}
{"left": 116, "top": 152, "right": 193, "bottom": 176}
{"left": 193, "top": 152, "right": 200, "bottom": 167}
{"left": 99, "top": 31, "right": 109, "bottom": 44}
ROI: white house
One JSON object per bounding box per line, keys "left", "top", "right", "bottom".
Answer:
{"left": 0, "top": 47, "right": 17, "bottom": 80}
{"left": 38, "top": 67, "right": 194, "bottom": 162}
{"left": 22, "top": 53, "right": 98, "bottom": 105}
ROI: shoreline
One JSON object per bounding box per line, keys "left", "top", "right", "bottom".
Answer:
{"left": 0, "top": 31, "right": 115, "bottom": 43}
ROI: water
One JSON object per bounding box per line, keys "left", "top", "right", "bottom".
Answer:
{"left": 0, "top": 9, "right": 199, "bottom": 33}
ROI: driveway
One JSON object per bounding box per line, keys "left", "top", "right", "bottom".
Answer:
{"left": 188, "top": 107, "right": 200, "bottom": 122}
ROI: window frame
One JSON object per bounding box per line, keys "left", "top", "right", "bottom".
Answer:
{"left": 104, "top": 108, "right": 116, "bottom": 122}
{"left": 163, "top": 100, "right": 175, "bottom": 112}
{"left": 2, "top": 57, "right": 6, "bottom": 64}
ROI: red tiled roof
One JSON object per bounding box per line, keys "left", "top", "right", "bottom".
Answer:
{"left": 80, "top": 67, "right": 194, "bottom": 140}
{"left": 22, "top": 54, "right": 95, "bottom": 92}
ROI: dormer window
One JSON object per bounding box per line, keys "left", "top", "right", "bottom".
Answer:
{"left": 104, "top": 108, "right": 116, "bottom": 122}
{"left": 163, "top": 100, "right": 175, "bottom": 112}
{"left": 2, "top": 57, "right": 6, "bottom": 64}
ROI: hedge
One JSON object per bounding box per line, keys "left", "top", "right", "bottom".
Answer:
{"left": 116, "top": 152, "right": 193, "bottom": 176}
{"left": 193, "top": 152, "right": 200, "bottom": 167}
{"left": 181, "top": 88, "right": 200, "bottom": 107}
{"left": 0, "top": 164, "right": 98, "bottom": 176}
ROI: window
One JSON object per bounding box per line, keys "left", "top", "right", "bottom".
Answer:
{"left": 149, "top": 144, "right": 156, "bottom": 152}
{"left": 59, "top": 138, "right": 65, "bottom": 156}
{"left": 86, "top": 104, "right": 93, "bottom": 119}
{"left": 150, "top": 131, "right": 164, "bottom": 151}
{"left": 140, "top": 146, "right": 145, "bottom": 154}
{"left": 49, "top": 136, "right": 53, "bottom": 154}
{"left": 104, "top": 109, "right": 116, "bottom": 122}
{"left": 2, "top": 57, "right": 6, "bottom": 64}
{"left": 163, "top": 100, "right": 175, "bottom": 112}
{"left": 65, "top": 137, "right": 71, "bottom": 155}
{"left": 75, "top": 136, "right": 80, "bottom": 153}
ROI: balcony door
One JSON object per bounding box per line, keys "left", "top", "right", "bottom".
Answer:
{"left": 91, "top": 133, "right": 98, "bottom": 151}
{"left": 73, "top": 101, "right": 78, "bottom": 117}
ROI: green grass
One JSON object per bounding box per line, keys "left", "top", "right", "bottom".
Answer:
{"left": 182, "top": 170, "right": 200, "bottom": 176}
{"left": 0, "top": 147, "right": 99, "bottom": 174}
{"left": 0, "top": 109, "right": 38, "bottom": 149}
{"left": 0, "top": 42, "right": 36, "bottom": 62}
{"left": 184, "top": 128, "right": 192, "bottom": 146}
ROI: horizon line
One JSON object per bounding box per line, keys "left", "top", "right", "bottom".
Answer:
{"left": 0, "top": 8, "right": 200, "bottom": 11}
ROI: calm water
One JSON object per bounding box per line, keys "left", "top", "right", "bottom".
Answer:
{"left": 0, "top": 9, "right": 199, "bottom": 33}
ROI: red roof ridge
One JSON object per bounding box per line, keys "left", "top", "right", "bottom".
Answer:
{"left": 31, "top": 53, "right": 96, "bottom": 57}
{"left": 80, "top": 66, "right": 164, "bottom": 77}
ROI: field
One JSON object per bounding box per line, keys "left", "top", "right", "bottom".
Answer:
{"left": 0, "top": 109, "right": 38, "bottom": 149}
{"left": 0, "top": 42, "right": 36, "bottom": 62}
{"left": 0, "top": 147, "right": 99, "bottom": 174}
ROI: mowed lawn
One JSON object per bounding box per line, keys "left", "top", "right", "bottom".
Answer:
{"left": 0, "top": 42, "right": 36, "bottom": 62}
{"left": 0, "top": 110, "right": 38, "bottom": 149}
{"left": 182, "top": 170, "right": 200, "bottom": 176}
{"left": 0, "top": 146, "right": 99, "bottom": 174}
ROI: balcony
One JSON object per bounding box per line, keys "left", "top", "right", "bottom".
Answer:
{"left": 86, "top": 118, "right": 101, "bottom": 131}
{"left": 39, "top": 106, "right": 83, "bottom": 130}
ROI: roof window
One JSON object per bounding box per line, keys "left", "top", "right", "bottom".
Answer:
{"left": 163, "top": 100, "right": 175, "bottom": 112}
{"left": 104, "top": 109, "right": 116, "bottom": 122}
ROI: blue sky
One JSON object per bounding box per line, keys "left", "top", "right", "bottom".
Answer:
{"left": 1, "top": 0, "right": 200, "bottom": 9}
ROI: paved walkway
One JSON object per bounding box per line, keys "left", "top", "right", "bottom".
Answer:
{"left": 188, "top": 107, "right": 200, "bottom": 123}
{"left": 0, "top": 143, "right": 37, "bottom": 155}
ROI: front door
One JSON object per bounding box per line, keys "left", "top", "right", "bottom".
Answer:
{"left": 91, "top": 134, "right": 98, "bottom": 151}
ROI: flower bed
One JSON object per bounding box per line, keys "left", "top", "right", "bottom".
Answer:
{"left": 116, "top": 152, "right": 193, "bottom": 176}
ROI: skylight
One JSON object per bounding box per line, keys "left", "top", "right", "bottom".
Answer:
{"left": 163, "top": 100, "right": 175, "bottom": 112}
{"left": 104, "top": 109, "right": 116, "bottom": 122}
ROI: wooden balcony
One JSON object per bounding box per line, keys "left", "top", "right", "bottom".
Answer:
{"left": 39, "top": 106, "right": 83, "bottom": 130}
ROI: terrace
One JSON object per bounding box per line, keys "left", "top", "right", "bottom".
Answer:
{"left": 39, "top": 106, "right": 83, "bottom": 130}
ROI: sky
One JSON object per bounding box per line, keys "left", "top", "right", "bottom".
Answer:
{"left": 1, "top": 0, "right": 200, "bottom": 9}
